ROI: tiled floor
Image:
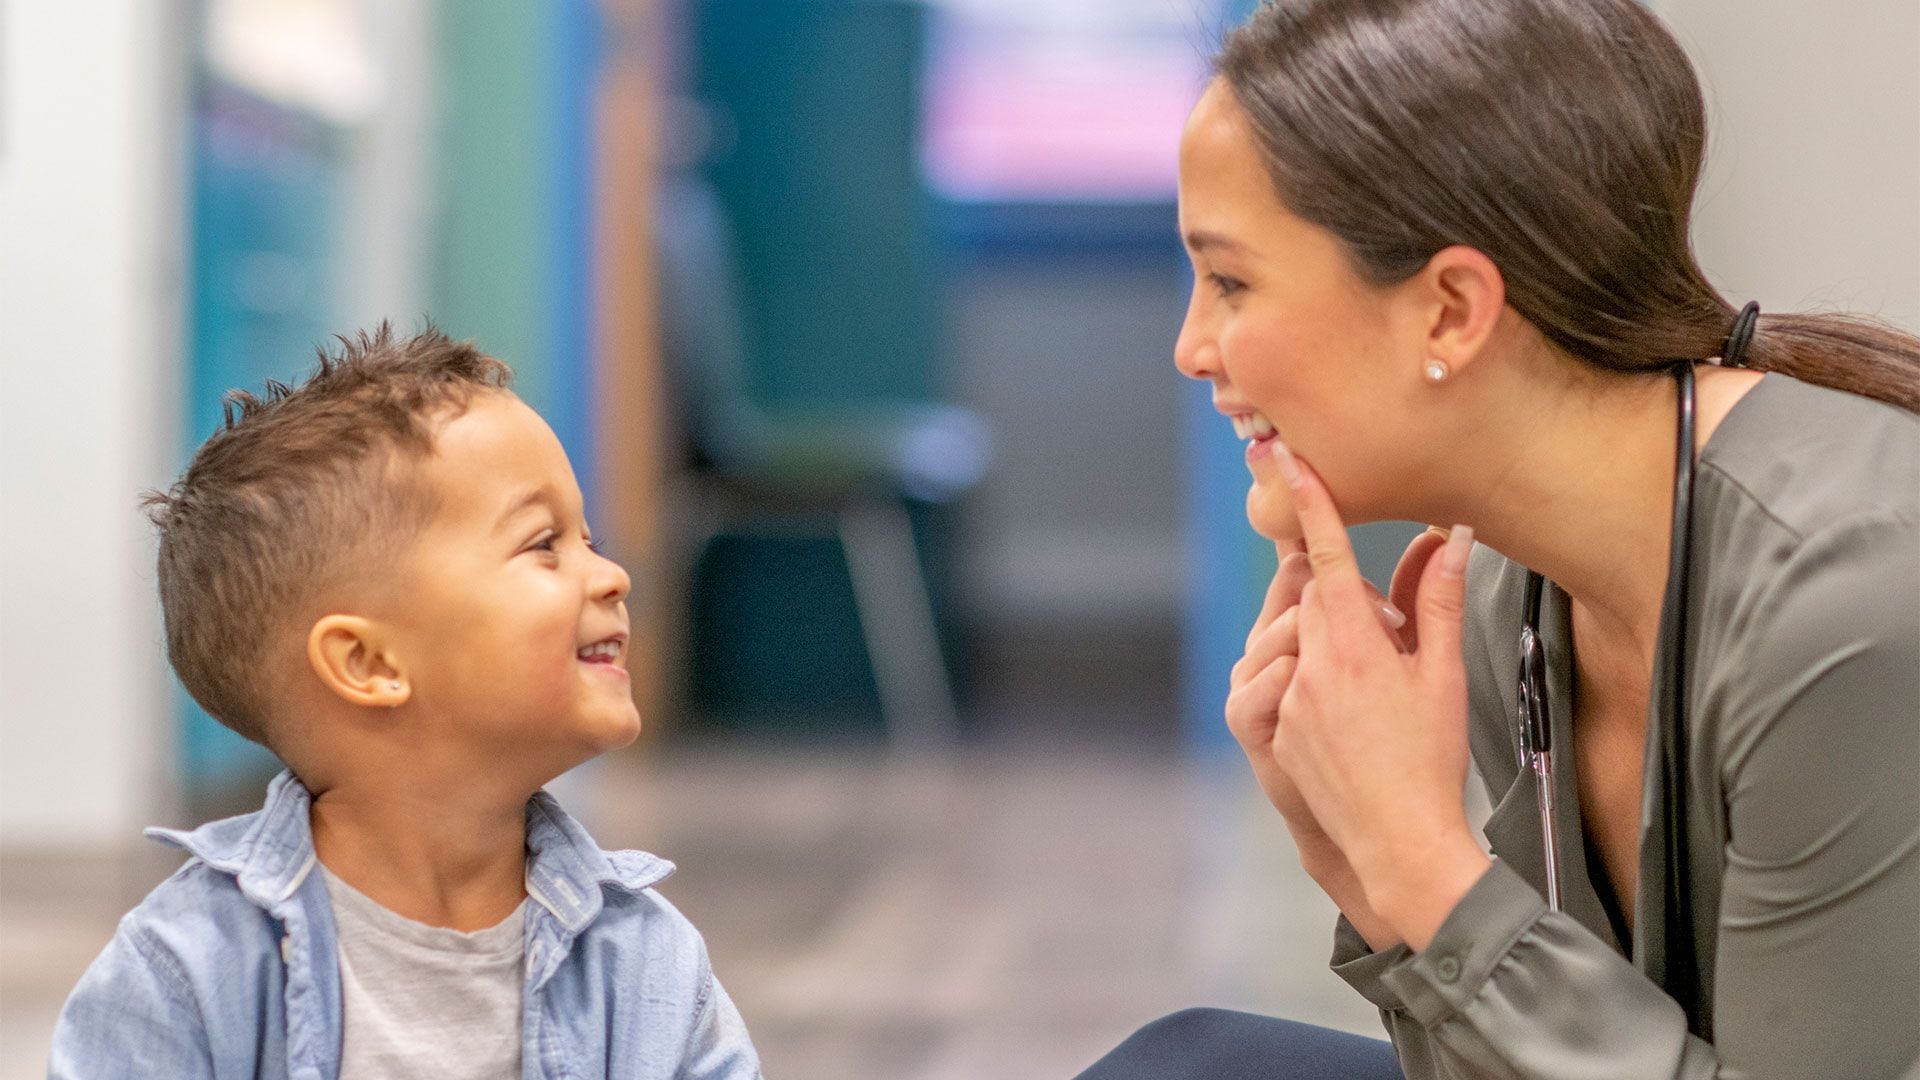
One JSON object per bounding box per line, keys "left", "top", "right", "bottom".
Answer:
{"left": 0, "top": 743, "right": 1383, "bottom": 1079}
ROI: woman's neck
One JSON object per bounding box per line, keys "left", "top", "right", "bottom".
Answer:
{"left": 1446, "top": 362, "right": 1765, "bottom": 666}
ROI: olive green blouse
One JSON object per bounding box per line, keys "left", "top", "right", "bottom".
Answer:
{"left": 1331, "top": 373, "right": 1920, "bottom": 1079}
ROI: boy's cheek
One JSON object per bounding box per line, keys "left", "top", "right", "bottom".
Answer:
{"left": 530, "top": 649, "right": 586, "bottom": 710}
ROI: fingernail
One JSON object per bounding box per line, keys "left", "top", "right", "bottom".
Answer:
{"left": 1439, "top": 525, "right": 1474, "bottom": 578}
{"left": 1423, "top": 526, "right": 1451, "bottom": 542}
{"left": 1272, "top": 439, "right": 1303, "bottom": 488}
{"left": 1376, "top": 599, "right": 1408, "bottom": 630}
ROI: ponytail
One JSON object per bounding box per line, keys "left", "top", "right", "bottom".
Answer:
{"left": 1744, "top": 313, "right": 1920, "bottom": 412}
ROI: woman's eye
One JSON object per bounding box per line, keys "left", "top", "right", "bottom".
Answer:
{"left": 1209, "top": 273, "right": 1246, "bottom": 298}
{"left": 586, "top": 537, "right": 605, "bottom": 555}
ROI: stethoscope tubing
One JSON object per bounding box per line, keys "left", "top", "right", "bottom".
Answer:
{"left": 1519, "top": 362, "right": 1696, "bottom": 915}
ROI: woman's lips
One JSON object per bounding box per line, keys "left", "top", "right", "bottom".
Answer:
{"left": 1245, "top": 431, "right": 1280, "bottom": 463}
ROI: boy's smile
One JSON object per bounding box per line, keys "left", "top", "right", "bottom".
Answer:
{"left": 378, "top": 391, "right": 641, "bottom": 779}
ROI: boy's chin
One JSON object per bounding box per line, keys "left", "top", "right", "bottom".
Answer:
{"left": 586, "top": 706, "right": 644, "bottom": 752}
{"left": 603, "top": 715, "right": 643, "bottom": 752}
{"left": 532, "top": 707, "right": 644, "bottom": 778}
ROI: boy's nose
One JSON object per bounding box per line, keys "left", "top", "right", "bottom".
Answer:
{"left": 592, "top": 551, "right": 631, "bottom": 604}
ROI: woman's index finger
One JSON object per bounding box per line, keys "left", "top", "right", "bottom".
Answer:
{"left": 1274, "top": 443, "right": 1372, "bottom": 604}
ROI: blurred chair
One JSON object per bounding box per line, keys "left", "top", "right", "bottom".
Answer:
{"left": 653, "top": 175, "right": 991, "bottom": 745}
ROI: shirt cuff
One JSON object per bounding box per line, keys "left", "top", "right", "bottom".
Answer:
{"left": 1378, "top": 858, "right": 1548, "bottom": 1029}
{"left": 1330, "top": 914, "right": 1416, "bottom": 1012}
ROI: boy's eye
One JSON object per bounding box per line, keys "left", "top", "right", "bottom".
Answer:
{"left": 586, "top": 537, "right": 605, "bottom": 555}
{"left": 529, "top": 531, "right": 558, "bottom": 553}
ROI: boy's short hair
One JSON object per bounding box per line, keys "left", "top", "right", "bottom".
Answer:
{"left": 144, "top": 324, "right": 511, "bottom": 750}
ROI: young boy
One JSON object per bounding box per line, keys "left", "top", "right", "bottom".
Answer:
{"left": 49, "top": 326, "right": 762, "bottom": 1079}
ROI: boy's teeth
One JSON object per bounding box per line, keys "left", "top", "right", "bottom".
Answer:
{"left": 577, "top": 641, "right": 618, "bottom": 661}
{"left": 1231, "top": 413, "right": 1278, "bottom": 441}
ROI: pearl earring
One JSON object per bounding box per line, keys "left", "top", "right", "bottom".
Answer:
{"left": 389, "top": 680, "right": 403, "bottom": 692}
{"left": 1424, "top": 359, "right": 1450, "bottom": 383}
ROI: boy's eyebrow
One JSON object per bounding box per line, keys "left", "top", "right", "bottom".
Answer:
{"left": 494, "top": 487, "right": 558, "bottom": 532}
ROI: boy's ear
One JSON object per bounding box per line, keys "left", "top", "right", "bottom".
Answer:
{"left": 307, "top": 615, "right": 410, "bottom": 709}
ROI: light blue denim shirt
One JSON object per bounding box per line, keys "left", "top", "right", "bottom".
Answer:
{"left": 49, "top": 770, "right": 763, "bottom": 1080}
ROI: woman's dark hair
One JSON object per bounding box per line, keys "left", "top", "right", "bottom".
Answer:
{"left": 1217, "top": 0, "right": 1920, "bottom": 410}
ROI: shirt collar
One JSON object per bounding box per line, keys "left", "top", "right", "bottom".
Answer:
{"left": 144, "top": 770, "right": 676, "bottom": 927}
{"left": 522, "top": 790, "right": 675, "bottom": 933}
{"left": 145, "top": 769, "right": 319, "bottom": 911}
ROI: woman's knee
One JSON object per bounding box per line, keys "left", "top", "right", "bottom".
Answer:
{"left": 1075, "top": 1008, "right": 1401, "bottom": 1080}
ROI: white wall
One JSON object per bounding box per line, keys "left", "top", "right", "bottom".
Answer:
{"left": 335, "top": 0, "right": 441, "bottom": 334}
{"left": 1652, "top": 0, "right": 1920, "bottom": 333}
{"left": 0, "top": 1, "right": 192, "bottom": 844}
{"left": 0, "top": 0, "right": 440, "bottom": 849}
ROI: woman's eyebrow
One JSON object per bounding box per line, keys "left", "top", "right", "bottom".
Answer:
{"left": 1184, "top": 229, "right": 1248, "bottom": 255}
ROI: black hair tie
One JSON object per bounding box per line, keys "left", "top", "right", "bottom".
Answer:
{"left": 1721, "top": 301, "right": 1760, "bottom": 367}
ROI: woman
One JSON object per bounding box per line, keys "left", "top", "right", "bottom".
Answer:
{"left": 1081, "top": 1, "right": 1919, "bottom": 1077}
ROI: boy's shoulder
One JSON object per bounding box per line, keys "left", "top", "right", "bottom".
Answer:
{"left": 49, "top": 806, "right": 295, "bottom": 1072}
{"left": 102, "top": 848, "right": 286, "bottom": 1004}
{"left": 114, "top": 787, "right": 308, "bottom": 979}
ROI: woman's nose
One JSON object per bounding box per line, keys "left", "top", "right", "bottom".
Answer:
{"left": 1173, "top": 291, "right": 1219, "bottom": 381}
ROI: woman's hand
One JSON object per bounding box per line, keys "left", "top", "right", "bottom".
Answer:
{"left": 1268, "top": 444, "right": 1492, "bottom": 952}
{"left": 1227, "top": 542, "right": 1322, "bottom": 843}
{"left": 1229, "top": 542, "right": 1429, "bottom": 846}
{"left": 1227, "top": 531, "right": 1444, "bottom": 949}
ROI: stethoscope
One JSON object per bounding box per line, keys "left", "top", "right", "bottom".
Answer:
{"left": 1516, "top": 360, "right": 1698, "bottom": 912}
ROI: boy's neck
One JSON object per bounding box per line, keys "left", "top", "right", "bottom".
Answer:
{"left": 308, "top": 774, "right": 532, "bottom": 932}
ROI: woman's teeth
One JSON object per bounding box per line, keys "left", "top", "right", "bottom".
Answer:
{"left": 577, "top": 641, "right": 619, "bottom": 662}
{"left": 1231, "top": 413, "right": 1278, "bottom": 442}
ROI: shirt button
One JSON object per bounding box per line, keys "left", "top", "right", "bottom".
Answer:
{"left": 1435, "top": 955, "right": 1462, "bottom": 983}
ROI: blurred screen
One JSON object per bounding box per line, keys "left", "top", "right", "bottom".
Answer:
{"left": 921, "top": 0, "right": 1224, "bottom": 203}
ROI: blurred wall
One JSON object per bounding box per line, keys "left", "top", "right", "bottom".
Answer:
{"left": 434, "top": 0, "right": 602, "bottom": 479}
{"left": 0, "top": 0, "right": 190, "bottom": 844}
{"left": 1653, "top": 0, "right": 1920, "bottom": 333}
{"left": 951, "top": 255, "right": 1185, "bottom": 624}
{"left": 336, "top": 0, "right": 440, "bottom": 333}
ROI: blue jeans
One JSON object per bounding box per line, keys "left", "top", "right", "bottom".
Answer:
{"left": 1076, "top": 1008, "right": 1403, "bottom": 1080}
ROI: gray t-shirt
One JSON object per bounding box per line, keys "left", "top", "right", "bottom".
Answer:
{"left": 321, "top": 865, "right": 528, "bottom": 1079}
